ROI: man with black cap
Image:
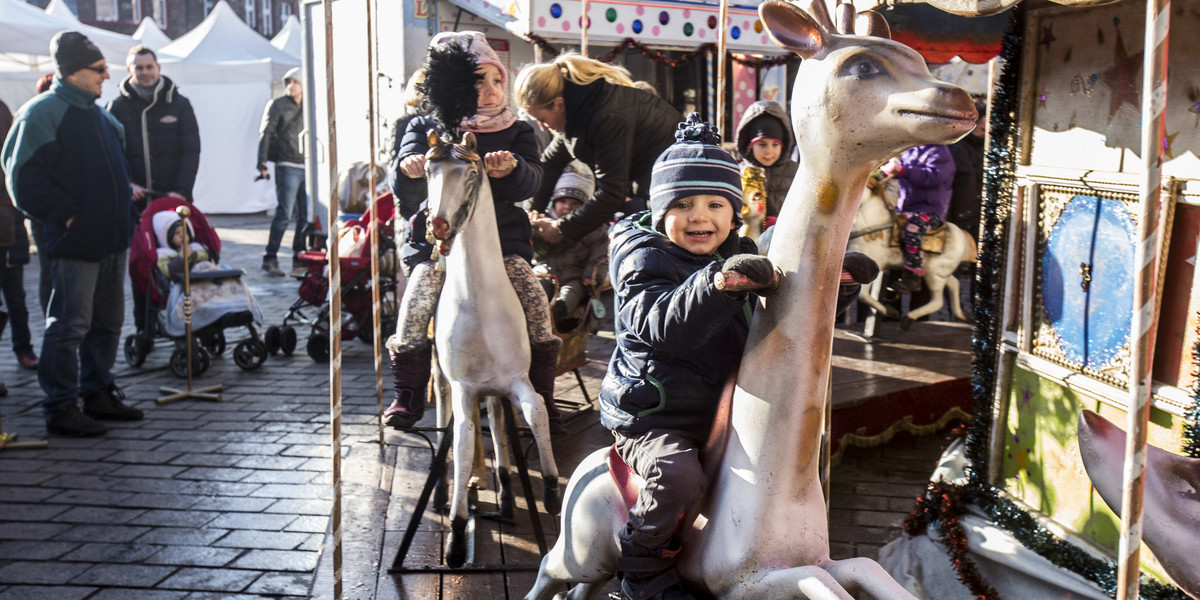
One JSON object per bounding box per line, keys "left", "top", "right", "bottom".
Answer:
{"left": 1, "top": 31, "right": 142, "bottom": 437}
{"left": 257, "top": 66, "right": 307, "bottom": 278}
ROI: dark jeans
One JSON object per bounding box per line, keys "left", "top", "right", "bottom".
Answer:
{"left": 0, "top": 264, "right": 34, "bottom": 355}
{"left": 29, "top": 223, "right": 51, "bottom": 315}
{"left": 614, "top": 428, "right": 706, "bottom": 550}
{"left": 39, "top": 252, "right": 126, "bottom": 419}
{"left": 264, "top": 165, "right": 308, "bottom": 260}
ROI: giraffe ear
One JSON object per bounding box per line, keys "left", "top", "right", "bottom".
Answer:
{"left": 760, "top": 0, "right": 829, "bottom": 60}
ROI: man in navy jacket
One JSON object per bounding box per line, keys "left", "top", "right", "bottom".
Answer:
{"left": 1, "top": 31, "right": 143, "bottom": 437}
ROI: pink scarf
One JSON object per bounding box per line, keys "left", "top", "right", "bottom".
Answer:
{"left": 460, "top": 105, "right": 517, "bottom": 134}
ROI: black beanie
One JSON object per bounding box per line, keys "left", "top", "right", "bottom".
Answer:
{"left": 51, "top": 31, "right": 104, "bottom": 79}
{"left": 649, "top": 113, "right": 743, "bottom": 232}
{"left": 746, "top": 114, "right": 785, "bottom": 145}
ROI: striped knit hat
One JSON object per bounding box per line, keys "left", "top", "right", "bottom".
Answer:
{"left": 649, "top": 113, "right": 743, "bottom": 232}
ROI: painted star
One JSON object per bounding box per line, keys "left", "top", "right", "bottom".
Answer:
{"left": 1162, "top": 130, "right": 1179, "bottom": 159}
{"left": 1038, "top": 88, "right": 1049, "bottom": 108}
{"left": 1191, "top": 99, "right": 1200, "bottom": 127}
{"left": 1100, "top": 31, "right": 1143, "bottom": 121}
{"left": 1040, "top": 24, "right": 1057, "bottom": 50}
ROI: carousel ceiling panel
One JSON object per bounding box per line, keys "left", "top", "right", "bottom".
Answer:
{"left": 885, "top": 2, "right": 1008, "bottom": 63}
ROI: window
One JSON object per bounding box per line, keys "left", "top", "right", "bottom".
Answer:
{"left": 263, "top": 0, "right": 273, "bottom": 35}
{"left": 204, "top": 0, "right": 215, "bottom": 15}
{"left": 244, "top": 0, "right": 256, "bottom": 29}
{"left": 96, "top": 0, "right": 118, "bottom": 21}
{"left": 281, "top": 2, "right": 292, "bottom": 19}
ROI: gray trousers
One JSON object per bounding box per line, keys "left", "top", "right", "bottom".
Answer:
{"left": 614, "top": 428, "right": 706, "bottom": 550}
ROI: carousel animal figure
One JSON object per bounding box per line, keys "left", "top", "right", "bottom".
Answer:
{"left": 740, "top": 165, "right": 768, "bottom": 242}
{"left": 524, "top": 0, "right": 978, "bottom": 598}
{"left": 847, "top": 177, "right": 977, "bottom": 329}
{"left": 424, "top": 129, "right": 561, "bottom": 569}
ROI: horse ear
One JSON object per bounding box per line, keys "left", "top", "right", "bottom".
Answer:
{"left": 760, "top": 0, "right": 829, "bottom": 60}
{"left": 463, "top": 131, "right": 477, "bottom": 153}
{"left": 428, "top": 128, "right": 440, "bottom": 148}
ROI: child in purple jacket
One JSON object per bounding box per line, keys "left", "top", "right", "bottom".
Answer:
{"left": 881, "top": 144, "right": 955, "bottom": 292}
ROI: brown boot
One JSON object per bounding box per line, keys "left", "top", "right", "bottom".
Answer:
{"left": 528, "top": 340, "right": 563, "bottom": 433}
{"left": 383, "top": 347, "right": 432, "bottom": 429}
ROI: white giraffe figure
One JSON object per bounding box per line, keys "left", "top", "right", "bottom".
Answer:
{"left": 848, "top": 180, "right": 977, "bottom": 327}
{"left": 525, "top": 0, "right": 977, "bottom": 598}
{"left": 424, "top": 130, "right": 560, "bottom": 569}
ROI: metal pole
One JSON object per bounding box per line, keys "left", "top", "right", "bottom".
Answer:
{"left": 716, "top": 0, "right": 730, "bottom": 137}
{"left": 706, "top": 47, "right": 715, "bottom": 123}
{"left": 581, "top": 0, "right": 589, "bottom": 57}
{"left": 366, "top": 0, "right": 384, "bottom": 448}
{"left": 322, "top": 1, "right": 344, "bottom": 598}
{"left": 1117, "top": 0, "right": 1170, "bottom": 597}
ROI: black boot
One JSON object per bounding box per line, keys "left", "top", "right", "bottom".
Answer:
{"left": 618, "top": 539, "right": 695, "bottom": 600}
{"left": 889, "top": 268, "right": 922, "bottom": 293}
{"left": 383, "top": 347, "right": 432, "bottom": 429}
{"left": 528, "top": 340, "right": 563, "bottom": 433}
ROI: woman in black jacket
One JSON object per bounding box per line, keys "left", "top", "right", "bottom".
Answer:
{"left": 514, "top": 54, "right": 680, "bottom": 244}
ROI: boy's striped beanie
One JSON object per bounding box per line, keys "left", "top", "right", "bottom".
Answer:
{"left": 649, "top": 113, "right": 743, "bottom": 232}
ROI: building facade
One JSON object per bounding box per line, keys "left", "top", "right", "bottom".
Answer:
{"left": 24, "top": 0, "right": 297, "bottom": 39}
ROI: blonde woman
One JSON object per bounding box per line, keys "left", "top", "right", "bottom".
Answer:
{"left": 515, "top": 54, "right": 679, "bottom": 243}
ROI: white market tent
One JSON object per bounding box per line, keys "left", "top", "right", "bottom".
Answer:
{"left": 269, "top": 15, "right": 301, "bottom": 59}
{"left": 132, "top": 16, "right": 173, "bottom": 51}
{"left": 44, "top": 0, "right": 137, "bottom": 64}
{"left": 158, "top": 0, "right": 300, "bottom": 214}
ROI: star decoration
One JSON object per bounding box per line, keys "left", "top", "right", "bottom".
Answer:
{"left": 1038, "top": 88, "right": 1049, "bottom": 108}
{"left": 1162, "top": 130, "right": 1179, "bottom": 159}
{"left": 1040, "top": 24, "right": 1057, "bottom": 50}
{"left": 1190, "top": 100, "right": 1200, "bottom": 127}
{"left": 1100, "top": 31, "right": 1143, "bottom": 122}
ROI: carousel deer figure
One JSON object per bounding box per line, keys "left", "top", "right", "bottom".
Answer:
{"left": 525, "top": 0, "right": 977, "bottom": 598}
{"left": 848, "top": 178, "right": 977, "bottom": 329}
{"left": 424, "top": 129, "right": 561, "bottom": 569}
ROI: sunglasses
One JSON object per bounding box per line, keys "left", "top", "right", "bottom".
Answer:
{"left": 81, "top": 65, "right": 109, "bottom": 74}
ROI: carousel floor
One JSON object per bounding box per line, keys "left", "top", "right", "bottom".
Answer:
{"left": 311, "top": 307, "right": 975, "bottom": 599}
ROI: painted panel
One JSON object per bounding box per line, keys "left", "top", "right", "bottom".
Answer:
{"left": 1152, "top": 203, "right": 1200, "bottom": 389}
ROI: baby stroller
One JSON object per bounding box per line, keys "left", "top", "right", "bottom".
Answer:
{"left": 126, "top": 196, "right": 268, "bottom": 377}
{"left": 277, "top": 193, "right": 399, "bottom": 362}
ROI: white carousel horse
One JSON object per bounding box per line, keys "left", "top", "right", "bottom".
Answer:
{"left": 524, "top": 1, "right": 978, "bottom": 598}
{"left": 847, "top": 179, "right": 977, "bottom": 328}
{"left": 424, "top": 130, "right": 560, "bottom": 569}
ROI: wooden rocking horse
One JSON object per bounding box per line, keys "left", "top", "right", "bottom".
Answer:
{"left": 524, "top": 1, "right": 978, "bottom": 598}
{"left": 424, "top": 129, "right": 561, "bottom": 569}
{"left": 848, "top": 178, "right": 977, "bottom": 329}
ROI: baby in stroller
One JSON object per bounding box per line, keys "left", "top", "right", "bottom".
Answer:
{"left": 126, "top": 197, "right": 268, "bottom": 376}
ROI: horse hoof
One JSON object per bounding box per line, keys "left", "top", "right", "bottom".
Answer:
{"left": 885, "top": 308, "right": 900, "bottom": 319}
{"left": 543, "top": 480, "right": 561, "bottom": 516}
{"left": 899, "top": 317, "right": 914, "bottom": 332}
{"left": 446, "top": 517, "right": 468, "bottom": 568}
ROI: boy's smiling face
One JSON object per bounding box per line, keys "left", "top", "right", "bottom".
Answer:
{"left": 663, "top": 194, "right": 735, "bottom": 256}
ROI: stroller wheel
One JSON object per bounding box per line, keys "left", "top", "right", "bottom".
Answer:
{"left": 201, "top": 331, "right": 226, "bottom": 357}
{"left": 169, "top": 344, "right": 210, "bottom": 378}
{"left": 124, "top": 334, "right": 149, "bottom": 367}
{"left": 281, "top": 326, "right": 298, "bottom": 356}
{"left": 233, "top": 339, "right": 268, "bottom": 371}
{"left": 265, "top": 326, "right": 282, "bottom": 355}
{"left": 307, "top": 331, "right": 330, "bottom": 363}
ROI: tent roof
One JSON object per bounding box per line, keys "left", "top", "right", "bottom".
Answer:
{"left": 0, "top": 0, "right": 74, "bottom": 56}
{"left": 159, "top": 0, "right": 299, "bottom": 70}
{"left": 132, "top": 16, "right": 173, "bottom": 51}
{"left": 43, "top": 0, "right": 136, "bottom": 63}
{"left": 270, "top": 15, "right": 301, "bottom": 59}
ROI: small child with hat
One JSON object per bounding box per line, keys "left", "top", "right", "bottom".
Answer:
{"left": 734, "top": 100, "right": 799, "bottom": 225}
{"left": 531, "top": 160, "right": 608, "bottom": 329}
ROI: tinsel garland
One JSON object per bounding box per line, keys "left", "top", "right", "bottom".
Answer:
{"left": 1183, "top": 312, "right": 1200, "bottom": 457}
{"left": 522, "top": 33, "right": 799, "bottom": 68}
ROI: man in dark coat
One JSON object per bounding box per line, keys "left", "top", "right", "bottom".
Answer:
{"left": 1, "top": 31, "right": 143, "bottom": 437}
{"left": 257, "top": 67, "right": 307, "bottom": 277}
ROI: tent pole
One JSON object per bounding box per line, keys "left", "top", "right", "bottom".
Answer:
{"left": 581, "top": 0, "right": 589, "bottom": 57}
{"left": 715, "top": 0, "right": 729, "bottom": 138}
{"left": 1117, "top": 0, "right": 1171, "bottom": 597}
{"left": 321, "top": 1, "right": 345, "bottom": 599}
{"left": 365, "top": 0, "right": 384, "bottom": 448}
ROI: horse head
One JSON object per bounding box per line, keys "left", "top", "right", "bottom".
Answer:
{"left": 424, "top": 129, "right": 484, "bottom": 256}
{"left": 761, "top": 0, "right": 977, "bottom": 178}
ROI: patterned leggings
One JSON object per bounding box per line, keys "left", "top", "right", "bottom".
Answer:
{"left": 385, "top": 256, "right": 559, "bottom": 353}
{"left": 899, "top": 212, "right": 942, "bottom": 275}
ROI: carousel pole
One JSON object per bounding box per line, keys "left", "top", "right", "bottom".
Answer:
{"left": 365, "top": 0, "right": 384, "bottom": 448}
{"left": 322, "top": 0, "right": 345, "bottom": 597}
{"left": 715, "top": 0, "right": 730, "bottom": 138}
{"left": 706, "top": 48, "right": 715, "bottom": 123}
{"left": 158, "top": 206, "right": 223, "bottom": 404}
{"left": 1117, "top": 0, "right": 1171, "bottom": 597}
{"left": 580, "top": 0, "right": 589, "bottom": 56}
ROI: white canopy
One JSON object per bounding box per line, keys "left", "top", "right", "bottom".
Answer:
{"left": 270, "top": 15, "right": 301, "bottom": 59}
{"left": 157, "top": 0, "right": 300, "bottom": 214}
{"left": 0, "top": 0, "right": 74, "bottom": 57}
{"left": 132, "top": 17, "right": 173, "bottom": 51}
{"left": 44, "top": 0, "right": 136, "bottom": 64}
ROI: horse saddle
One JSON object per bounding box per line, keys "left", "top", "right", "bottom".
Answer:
{"left": 889, "top": 216, "right": 948, "bottom": 254}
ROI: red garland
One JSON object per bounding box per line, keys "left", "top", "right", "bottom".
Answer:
{"left": 903, "top": 479, "right": 1002, "bottom": 599}
{"left": 522, "top": 33, "right": 799, "bottom": 69}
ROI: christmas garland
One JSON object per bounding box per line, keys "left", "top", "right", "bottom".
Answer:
{"left": 522, "top": 33, "right": 798, "bottom": 68}
{"left": 1183, "top": 313, "right": 1200, "bottom": 457}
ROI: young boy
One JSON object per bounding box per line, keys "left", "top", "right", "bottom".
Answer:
{"left": 734, "top": 101, "right": 799, "bottom": 223}
{"left": 601, "top": 114, "right": 777, "bottom": 600}
{"left": 531, "top": 160, "right": 608, "bottom": 329}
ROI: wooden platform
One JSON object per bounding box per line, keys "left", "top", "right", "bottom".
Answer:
{"left": 313, "top": 316, "right": 974, "bottom": 599}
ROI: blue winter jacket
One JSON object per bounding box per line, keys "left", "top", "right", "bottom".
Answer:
{"left": 600, "top": 211, "right": 756, "bottom": 439}
{"left": 894, "top": 144, "right": 955, "bottom": 218}
{"left": 1, "top": 77, "right": 133, "bottom": 261}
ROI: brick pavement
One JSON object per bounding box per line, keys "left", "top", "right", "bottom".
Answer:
{"left": 0, "top": 211, "right": 963, "bottom": 599}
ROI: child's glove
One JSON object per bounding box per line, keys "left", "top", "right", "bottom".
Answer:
{"left": 835, "top": 252, "right": 880, "bottom": 317}
{"left": 716, "top": 254, "right": 781, "bottom": 296}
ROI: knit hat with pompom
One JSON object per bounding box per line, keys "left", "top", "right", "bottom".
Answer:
{"left": 649, "top": 113, "right": 743, "bottom": 232}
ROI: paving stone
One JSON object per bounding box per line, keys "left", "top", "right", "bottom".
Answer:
{"left": 0, "top": 541, "right": 78, "bottom": 560}
{"left": 279, "top": 444, "right": 329, "bottom": 458}
{"left": 154, "top": 442, "right": 228, "bottom": 455}
{"left": 238, "top": 469, "right": 319, "bottom": 485}
{"left": 283, "top": 515, "right": 329, "bottom": 533}
{"left": 123, "top": 494, "right": 203, "bottom": 510}
{"left": 263, "top": 499, "right": 330, "bottom": 515}
{"left": 244, "top": 571, "right": 311, "bottom": 596}
{"left": 183, "top": 593, "right": 287, "bottom": 600}
{"left": 0, "top": 523, "right": 73, "bottom": 541}
{"left": 88, "top": 589, "right": 189, "bottom": 600}
{"left": 41, "top": 489, "right": 134, "bottom": 506}
{"left": 212, "top": 530, "right": 310, "bottom": 550}
{"left": 168, "top": 453, "right": 245, "bottom": 468}
{"left": 0, "top": 561, "right": 92, "bottom": 584}
{"left": 207, "top": 513, "right": 297, "bottom": 531}
{"left": 108, "top": 465, "right": 190, "bottom": 479}
{"left": 142, "top": 546, "right": 243, "bottom": 568}
{"left": 102, "top": 477, "right": 192, "bottom": 495}
{"left": 248, "top": 483, "right": 327, "bottom": 499}
{"left": 53, "top": 524, "right": 153, "bottom": 543}
{"left": 0, "top": 585, "right": 96, "bottom": 600}
{"left": 158, "top": 567, "right": 261, "bottom": 592}
{"left": 230, "top": 549, "right": 319, "bottom": 572}
{"left": 129, "top": 510, "right": 222, "bottom": 528}
{"left": 231, "top": 455, "right": 309, "bottom": 471}
{"left": 0, "top": 472, "right": 57, "bottom": 486}
{"left": 59, "top": 542, "right": 165, "bottom": 564}
{"left": 187, "top": 497, "right": 276, "bottom": 513}
{"left": 173, "top": 467, "right": 255, "bottom": 482}
{"left": 0, "top": 503, "right": 70, "bottom": 522}
{"left": 135, "top": 527, "right": 229, "bottom": 546}
{"left": 52, "top": 506, "right": 147, "bottom": 524}
{"left": 70, "top": 563, "right": 177, "bottom": 587}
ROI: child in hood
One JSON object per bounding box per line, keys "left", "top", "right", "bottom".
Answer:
{"left": 734, "top": 100, "right": 798, "bottom": 225}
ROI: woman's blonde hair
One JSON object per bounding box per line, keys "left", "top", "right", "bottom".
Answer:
{"left": 514, "top": 53, "right": 634, "bottom": 111}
